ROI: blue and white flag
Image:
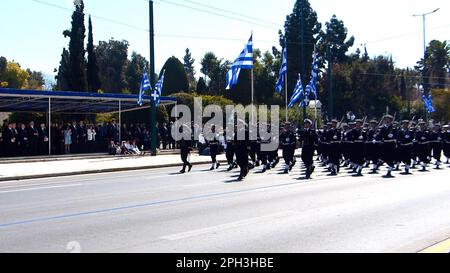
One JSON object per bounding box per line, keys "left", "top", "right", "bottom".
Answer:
{"left": 422, "top": 94, "right": 435, "bottom": 113}
{"left": 225, "top": 34, "right": 253, "bottom": 90}
{"left": 275, "top": 47, "right": 287, "bottom": 93}
{"left": 137, "top": 72, "right": 151, "bottom": 106}
{"left": 153, "top": 70, "right": 165, "bottom": 107}
{"left": 300, "top": 85, "right": 311, "bottom": 108}
{"left": 307, "top": 47, "right": 318, "bottom": 100}
{"left": 288, "top": 74, "right": 304, "bottom": 108}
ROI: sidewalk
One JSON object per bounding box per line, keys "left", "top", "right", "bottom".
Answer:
{"left": 0, "top": 153, "right": 227, "bottom": 182}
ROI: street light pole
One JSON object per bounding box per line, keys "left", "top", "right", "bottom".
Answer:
{"left": 413, "top": 8, "right": 440, "bottom": 120}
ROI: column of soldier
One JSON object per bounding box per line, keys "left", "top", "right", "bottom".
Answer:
{"left": 180, "top": 116, "right": 450, "bottom": 181}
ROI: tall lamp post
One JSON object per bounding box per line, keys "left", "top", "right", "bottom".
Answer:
{"left": 413, "top": 8, "right": 440, "bottom": 120}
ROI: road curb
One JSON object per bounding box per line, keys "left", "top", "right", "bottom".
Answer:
{"left": 0, "top": 159, "right": 228, "bottom": 182}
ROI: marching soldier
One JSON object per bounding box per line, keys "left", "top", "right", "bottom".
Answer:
{"left": 443, "top": 125, "right": 450, "bottom": 165}
{"left": 207, "top": 125, "right": 221, "bottom": 171}
{"left": 366, "top": 120, "right": 382, "bottom": 173}
{"left": 341, "top": 123, "right": 352, "bottom": 168}
{"left": 349, "top": 119, "right": 367, "bottom": 176}
{"left": 224, "top": 130, "right": 237, "bottom": 171}
{"left": 397, "top": 120, "right": 414, "bottom": 174}
{"left": 280, "top": 122, "right": 296, "bottom": 174}
{"left": 259, "top": 124, "right": 273, "bottom": 173}
{"left": 179, "top": 124, "right": 193, "bottom": 174}
{"left": 298, "top": 119, "right": 318, "bottom": 179}
{"left": 430, "top": 123, "right": 443, "bottom": 169}
{"left": 414, "top": 120, "right": 431, "bottom": 172}
{"left": 380, "top": 115, "right": 398, "bottom": 177}
{"left": 327, "top": 120, "right": 342, "bottom": 175}
{"left": 235, "top": 121, "right": 250, "bottom": 181}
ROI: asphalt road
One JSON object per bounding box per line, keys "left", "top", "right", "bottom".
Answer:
{"left": 1, "top": 160, "right": 450, "bottom": 253}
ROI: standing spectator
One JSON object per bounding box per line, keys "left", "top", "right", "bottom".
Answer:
{"left": 160, "top": 123, "right": 169, "bottom": 150}
{"left": 87, "top": 125, "right": 97, "bottom": 153}
{"left": 70, "top": 121, "right": 79, "bottom": 154}
{"left": 17, "top": 123, "right": 28, "bottom": 156}
{"left": 168, "top": 121, "right": 175, "bottom": 149}
{"left": 64, "top": 126, "right": 72, "bottom": 154}
{"left": 28, "top": 121, "right": 39, "bottom": 156}
{"left": 77, "top": 121, "right": 87, "bottom": 153}
{"left": 38, "top": 123, "right": 49, "bottom": 155}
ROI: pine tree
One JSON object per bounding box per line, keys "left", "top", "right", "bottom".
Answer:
{"left": 318, "top": 15, "right": 355, "bottom": 65}
{"left": 86, "top": 16, "right": 101, "bottom": 92}
{"left": 279, "top": 0, "right": 321, "bottom": 99}
{"left": 63, "top": 0, "right": 87, "bottom": 91}
{"left": 126, "top": 52, "right": 149, "bottom": 94}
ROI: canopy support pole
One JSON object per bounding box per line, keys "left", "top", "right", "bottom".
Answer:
{"left": 48, "top": 97, "right": 51, "bottom": 156}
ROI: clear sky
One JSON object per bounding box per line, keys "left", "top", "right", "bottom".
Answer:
{"left": 1, "top": 0, "right": 449, "bottom": 82}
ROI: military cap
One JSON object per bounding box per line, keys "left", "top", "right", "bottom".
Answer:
{"left": 326, "top": 122, "right": 332, "bottom": 126}
{"left": 383, "top": 115, "right": 394, "bottom": 120}
{"left": 304, "top": 119, "right": 313, "bottom": 125}
{"left": 331, "top": 119, "right": 339, "bottom": 123}
{"left": 418, "top": 120, "right": 426, "bottom": 125}
{"left": 369, "top": 120, "right": 378, "bottom": 124}
{"left": 401, "top": 120, "right": 410, "bottom": 124}
{"left": 355, "top": 119, "right": 363, "bottom": 123}
{"left": 342, "top": 123, "right": 349, "bottom": 127}
{"left": 443, "top": 125, "right": 450, "bottom": 129}
{"left": 434, "top": 123, "right": 441, "bottom": 127}
{"left": 348, "top": 121, "right": 356, "bottom": 125}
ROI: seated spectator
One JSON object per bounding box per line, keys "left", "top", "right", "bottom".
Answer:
{"left": 108, "top": 140, "right": 121, "bottom": 155}
{"left": 121, "top": 141, "right": 132, "bottom": 155}
{"left": 130, "top": 140, "right": 145, "bottom": 156}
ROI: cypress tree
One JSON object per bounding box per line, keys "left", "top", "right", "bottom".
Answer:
{"left": 63, "top": 0, "right": 87, "bottom": 91}
{"left": 87, "top": 16, "right": 101, "bottom": 92}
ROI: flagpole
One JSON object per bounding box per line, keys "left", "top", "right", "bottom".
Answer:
{"left": 251, "top": 31, "right": 254, "bottom": 126}
{"left": 251, "top": 67, "right": 254, "bottom": 125}
{"left": 284, "top": 43, "right": 288, "bottom": 123}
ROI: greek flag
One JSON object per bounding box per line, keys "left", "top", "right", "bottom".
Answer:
{"left": 422, "top": 94, "right": 435, "bottom": 113}
{"left": 137, "top": 72, "right": 151, "bottom": 106}
{"left": 288, "top": 74, "right": 304, "bottom": 108}
{"left": 300, "top": 85, "right": 311, "bottom": 108}
{"left": 153, "top": 70, "right": 165, "bottom": 107}
{"left": 308, "top": 47, "right": 318, "bottom": 100}
{"left": 226, "top": 34, "right": 253, "bottom": 90}
{"left": 275, "top": 47, "right": 287, "bottom": 93}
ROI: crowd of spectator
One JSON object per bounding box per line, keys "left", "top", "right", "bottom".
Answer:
{"left": 0, "top": 119, "right": 178, "bottom": 158}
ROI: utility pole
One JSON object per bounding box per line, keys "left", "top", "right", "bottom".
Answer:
{"left": 149, "top": 0, "right": 157, "bottom": 156}
{"left": 413, "top": 8, "right": 440, "bottom": 121}
{"left": 327, "top": 46, "right": 333, "bottom": 119}
{"left": 300, "top": 0, "right": 307, "bottom": 123}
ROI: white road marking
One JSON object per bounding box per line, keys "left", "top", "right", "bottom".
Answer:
{"left": 0, "top": 184, "right": 82, "bottom": 194}
{"left": 160, "top": 210, "right": 297, "bottom": 241}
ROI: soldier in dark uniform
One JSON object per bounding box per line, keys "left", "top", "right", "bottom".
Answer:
{"left": 179, "top": 124, "right": 193, "bottom": 174}
{"left": 397, "top": 120, "right": 414, "bottom": 174}
{"left": 410, "top": 121, "right": 419, "bottom": 169}
{"left": 235, "top": 121, "right": 250, "bottom": 181}
{"left": 430, "top": 123, "right": 443, "bottom": 169}
{"left": 280, "top": 122, "right": 296, "bottom": 174}
{"left": 349, "top": 119, "right": 367, "bottom": 176}
{"left": 414, "top": 120, "right": 431, "bottom": 172}
{"left": 341, "top": 123, "right": 352, "bottom": 168}
{"left": 224, "top": 130, "right": 237, "bottom": 171}
{"left": 327, "top": 120, "right": 342, "bottom": 175}
{"left": 320, "top": 122, "right": 332, "bottom": 167}
{"left": 298, "top": 119, "right": 318, "bottom": 179}
{"left": 366, "top": 120, "right": 382, "bottom": 173}
{"left": 259, "top": 124, "right": 273, "bottom": 173}
{"left": 443, "top": 125, "right": 450, "bottom": 165}
{"left": 207, "top": 125, "right": 221, "bottom": 171}
{"left": 380, "top": 115, "right": 398, "bottom": 177}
